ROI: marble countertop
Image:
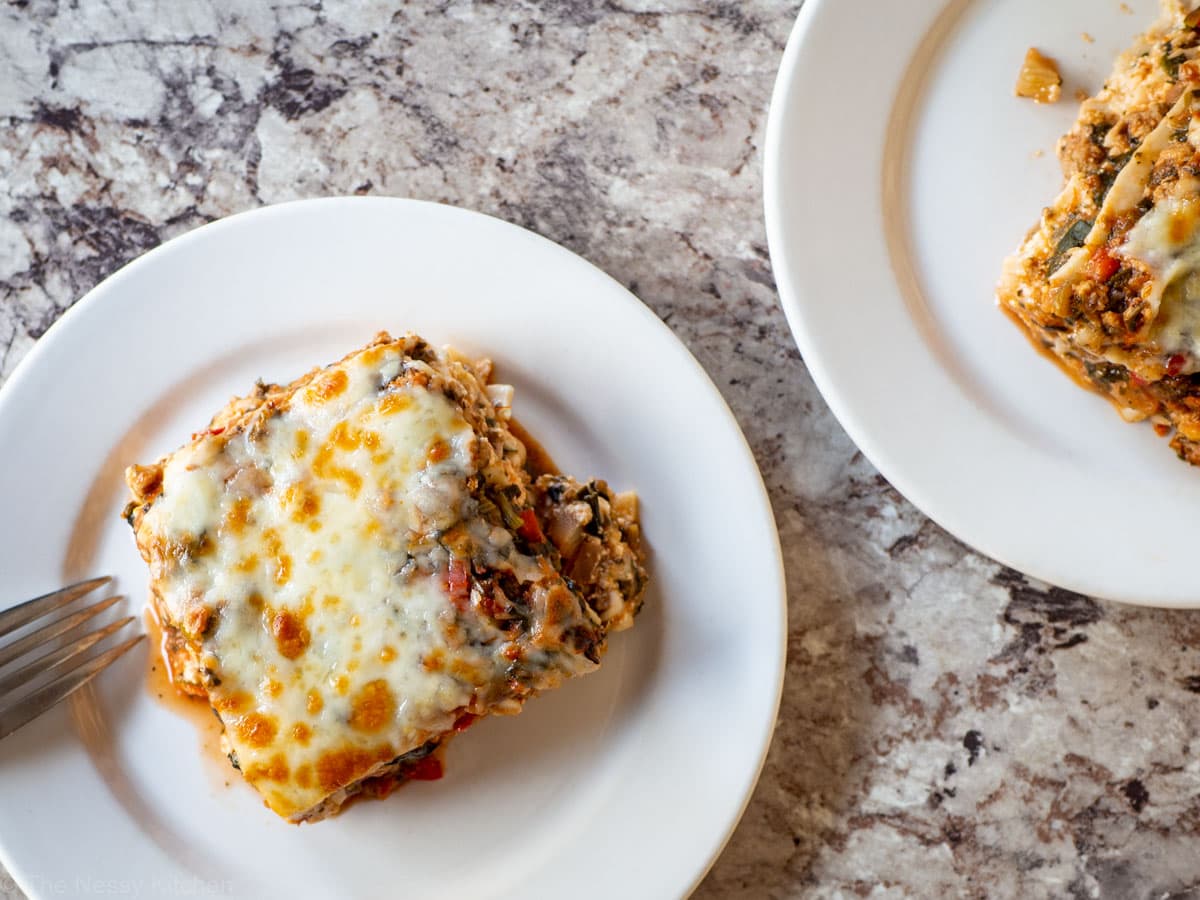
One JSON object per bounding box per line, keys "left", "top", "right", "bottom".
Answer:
{"left": 3, "top": 1, "right": 1200, "bottom": 897}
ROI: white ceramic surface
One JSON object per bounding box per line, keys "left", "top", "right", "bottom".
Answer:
{"left": 763, "top": 0, "right": 1200, "bottom": 606}
{"left": 0, "top": 198, "right": 785, "bottom": 899}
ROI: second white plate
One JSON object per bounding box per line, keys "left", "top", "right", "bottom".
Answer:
{"left": 764, "top": 0, "right": 1200, "bottom": 606}
{"left": 0, "top": 197, "right": 785, "bottom": 898}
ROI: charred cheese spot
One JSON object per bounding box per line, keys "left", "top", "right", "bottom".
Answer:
{"left": 377, "top": 392, "right": 412, "bottom": 416}
{"left": 306, "top": 689, "right": 324, "bottom": 715}
{"left": 295, "top": 764, "right": 313, "bottom": 788}
{"left": 379, "top": 645, "right": 396, "bottom": 663}
{"left": 246, "top": 753, "right": 290, "bottom": 783}
{"left": 261, "top": 677, "right": 284, "bottom": 699}
{"left": 234, "top": 554, "right": 259, "bottom": 574}
{"left": 359, "top": 344, "right": 386, "bottom": 367}
{"left": 427, "top": 438, "right": 450, "bottom": 464}
{"left": 348, "top": 679, "right": 397, "bottom": 732}
{"left": 294, "top": 429, "right": 309, "bottom": 458}
{"left": 283, "top": 483, "right": 321, "bottom": 523}
{"left": 262, "top": 528, "right": 293, "bottom": 587}
{"left": 215, "top": 691, "right": 251, "bottom": 714}
{"left": 315, "top": 746, "right": 392, "bottom": 794}
{"left": 235, "top": 712, "right": 278, "bottom": 748}
{"left": 330, "top": 422, "right": 357, "bottom": 451}
{"left": 291, "top": 723, "right": 312, "bottom": 745}
{"left": 306, "top": 369, "right": 349, "bottom": 403}
{"left": 225, "top": 498, "right": 252, "bottom": 535}
{"left": 329, "top": 421, "right": 382, "bottom": 452}
{"left": 271, "top": 609, "right": 311, "bottom": 660}
{"left": 312, "top": 444, "right": 363, "bottom": 496}
{"left": 333, "top": 675, "right": 350, "bottom": 696}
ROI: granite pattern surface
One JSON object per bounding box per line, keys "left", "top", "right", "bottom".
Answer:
{"left": 3, "top": 1, "right": 1200, "bottom": 898}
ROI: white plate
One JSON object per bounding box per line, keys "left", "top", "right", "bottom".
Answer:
{"left": 0, "top": 198, "right": 785, "bottom": 898}
{"left": 764, "top": 0, "right": 1200, "bottom": 607}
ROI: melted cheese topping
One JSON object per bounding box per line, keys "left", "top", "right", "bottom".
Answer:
{"left": 137, "top": 347, "right": 591, "bottom": 818}
{"left": 1121, "top": 195, "right": 1200, "bottom": 360}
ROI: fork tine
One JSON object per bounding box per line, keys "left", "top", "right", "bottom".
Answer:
{"left": 0, "top": 577, "right": 112, "bottom": 639}
{"left": 0, "top": 616, "right": 136, "bottom": 698}
{"left": 0, "top": 633, "right": 143, "bottom": 741}
{"left": 0, "top": 595, "right": 123, "bottom": 671}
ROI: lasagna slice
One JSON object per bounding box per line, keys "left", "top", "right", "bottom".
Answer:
{"left": 124, "top": 332, "right": 646, "bottom": 822}
{"left": 998, "top": 2, "right": 1200, "bottom": 463}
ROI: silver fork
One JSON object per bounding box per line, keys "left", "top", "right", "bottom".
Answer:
{"left": 0, "top": 577, "right": 143, "bottom": 741}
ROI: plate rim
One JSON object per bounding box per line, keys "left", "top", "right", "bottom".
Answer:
{"left": 0, "top": 196, "right": 788, "bottom": 897}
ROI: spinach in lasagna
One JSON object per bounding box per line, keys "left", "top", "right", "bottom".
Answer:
{"left": 124, "top": 332, "right": 646, "bottom": 821}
